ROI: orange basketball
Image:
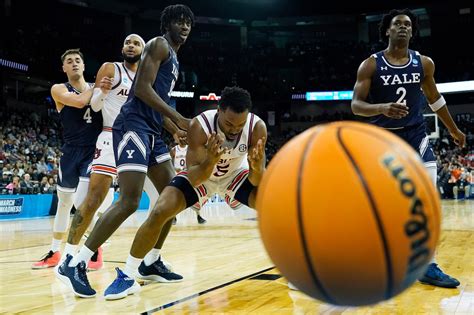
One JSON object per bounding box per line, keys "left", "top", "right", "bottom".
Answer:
{"left": 256, "top": 121, "right": 441, "bottom": 306}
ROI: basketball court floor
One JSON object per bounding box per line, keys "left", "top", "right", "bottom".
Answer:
{"left": 0, "top": 199, "right": 472, "bottom": 314}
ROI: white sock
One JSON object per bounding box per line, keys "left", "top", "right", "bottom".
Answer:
{"left": 123, "top": 255, "right": 142, "bottom": 277}
{"left": 69, "top": 246, "right": 94, "bottom": 267}
{"left": 143, "top": 249, "right": 161, "bottom": 266}
{"left": 63, "top": 243, "right": 78, "bottom": 258}
{"left": 51, "top": 238, "right": 62, "bottom": 252}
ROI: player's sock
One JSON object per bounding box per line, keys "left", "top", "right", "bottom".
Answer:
{"left": 123, "top": 254, "right": 142, "bottom": 277}
{"left": 143, "top": 249, "right": 161, "bottom": 266}
{"left": 51, "top": 238, "right": 62, "bottom": 252}
{"left": 63, "top": 243, "right": 78, "bottom": 258}
{"left": 69, "top": 246, "right": 94, "bottom": 267}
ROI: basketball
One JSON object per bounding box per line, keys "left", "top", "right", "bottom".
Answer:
{"left": 256, "top": 121, "right": 441, "bottom": 306}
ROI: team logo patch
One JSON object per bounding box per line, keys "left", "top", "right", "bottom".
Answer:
{"left": 239, "top": 144, "right": 247, "bottom": 152}
{"left": 94, "top": 148, "right": 102, "bottom": 159}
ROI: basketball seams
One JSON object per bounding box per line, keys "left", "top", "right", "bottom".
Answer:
{"left": 336, "top": 127, "right": 394, "bottom": 300}
{"left": 296, "top": 129, "right": 337, "bottom": 304}
{"left": 344, "top": 125, "right": 441, "bottom": 258}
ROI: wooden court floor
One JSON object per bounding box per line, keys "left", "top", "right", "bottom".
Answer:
{"left": 0, "top": 200, "right": 472, "bottom": 314}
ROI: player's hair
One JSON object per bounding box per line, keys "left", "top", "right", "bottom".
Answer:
{"left": 160, "top": 4, "right": 195, "bottom": 34}
{"left": 219, "top": 86, "right": 252, "bottom": 113}
{"left": 379, "top": 9, "right": 419, "bottom": 43}
{"left": 61, "top": 49, "right": 84, "bottom": 63}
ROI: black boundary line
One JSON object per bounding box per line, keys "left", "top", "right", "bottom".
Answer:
{"left": 296, "top": 129, "right": 337, "bottom": 304}
{"left": 141, "top": 266, "right": 274, "bottom": 314}
{"left": 336, "top": 127, "right": 394, "bottom": 299}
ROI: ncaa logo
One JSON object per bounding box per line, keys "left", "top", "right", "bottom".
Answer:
{"left": 239, "top": 144, "right": 247, "bottom": 152}
{"left": 123, "top": 77, "right": 128, "bottom": 84}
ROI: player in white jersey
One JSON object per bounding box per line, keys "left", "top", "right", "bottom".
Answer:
{"left": 170, "top": 135, "right": 206, "bottom": 224}
{"left": 58, "top": 34, "right": 159, "bottom": 271}
{"left": 101, "top": 86, "right": 267, "bottom": 300}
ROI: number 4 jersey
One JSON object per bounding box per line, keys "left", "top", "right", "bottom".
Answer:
{"left": 368, "top": 49, "right": 426, "bottom": 129}
{"left": 59, "top": 82, "right": 102, "bottom": 147}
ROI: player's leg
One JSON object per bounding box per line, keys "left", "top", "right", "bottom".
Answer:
{"left": 32, "top": 148, "right": 77, "bottom": 269}
{"left": 142, "top": 162, "right": 177, "bottom": 271}
{"left": 192, "top": 203, "right": 206, "bottom": 224}
{"left": 64, "top": 173, "right": 112, "bottom": 269}
{"left": 412, "top": 131, "right": 460, "bottom": 288}
{"left": 104, "top": 174, "right": 197, "bottom": 300}
{"left": 55, "top": 129, "right": 151, "bottom": 298}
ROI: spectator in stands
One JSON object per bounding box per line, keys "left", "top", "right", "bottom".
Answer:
{"left": 6, "top": 176, "right": 21, "bottom": 194}
{"left": 39, "top": 176, "right": 50, "bottom": 194}
{"left": 47, "top": 177, "right": 57, "bottom": 193}
{"left": 453, "top": 168, "right": 470, "bottom": 200}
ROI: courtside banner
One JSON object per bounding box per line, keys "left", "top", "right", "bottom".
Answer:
{"left": 0, "top": 195, "right": 53, "bottom": 220}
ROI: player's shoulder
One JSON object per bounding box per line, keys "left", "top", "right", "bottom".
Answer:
{"left": 50, "top": 82, "right": 67, "bottom": 94}
{"left": 145, "top": 36, "right": 170, "bottom": 58}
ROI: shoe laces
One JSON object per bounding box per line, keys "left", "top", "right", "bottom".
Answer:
{"left": 153, "top": 258, "right": 170, "bottom": 273}
{"left": 39, "top": 250, "right": 55, "bottom": 262}
{"left": 429, "top": 263, "right": 445, "bottom": 279}
{"left": 77, "top": 262, "right": 92, "bottom": 287}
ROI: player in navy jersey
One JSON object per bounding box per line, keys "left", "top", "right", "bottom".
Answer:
{"left": 351, "top": 9, "right": 465, "bottom": 288}
{"left": 32, "top": 49, "right": 112, "bottom": 269}
{"left": 56, "top": 5, "right": 195, "bottom": 298}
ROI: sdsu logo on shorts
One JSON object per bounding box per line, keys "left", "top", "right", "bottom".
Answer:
{"left": 94, "top": 148, "right": 102, "bottom": 160}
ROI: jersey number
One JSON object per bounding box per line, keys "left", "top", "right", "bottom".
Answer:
{"left": 83, "top": 108, "right": 92, "bottom": 124}
{"left": 396, "top": 87, "right": 407, "bottom": 105}
{"left": 168, "top": 79, "right": 176, "bottom": 97}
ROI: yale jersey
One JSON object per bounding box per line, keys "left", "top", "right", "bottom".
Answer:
{"left": 369, "top": 49, "right": 426, "bottom": 129}
{"left": 173, "top": 145, "right": 187, "bottom": 170}
{"left": 103, "top": 62, "right": 136, "bottom": 128}
{"left": 196, "top": 110, "right": 261, "bottom": 181}
{"left": 59, "top": 82, "right": 102, "bottom": 146}
{"left": 117, "top": 37, "right": 179, "bottom": 135}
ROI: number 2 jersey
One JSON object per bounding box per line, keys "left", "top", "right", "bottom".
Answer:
{"left": 59, "top": 82, "right": 102, "bottom": 147}
{"left": 368, "top": 49, "right": 426, "bottom": 129}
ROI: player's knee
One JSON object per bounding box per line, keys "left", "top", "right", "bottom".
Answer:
{"left": 151, "top": 197, "right": 181, "bottom": 221}
{"left": 83, "top": 193, "right": 103, "bottom": 213}
{"left": 120, "top": 197, "right": 140, "bottom": 213}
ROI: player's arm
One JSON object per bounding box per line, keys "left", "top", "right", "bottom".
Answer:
{"left": 186, "top": 118, "right": 224, "bottom": 187}
{"left": 134, "top": 37, "right": 189, "bottom": 130}
{"left": 90, "top": 63, "right": 115, "bottom": 112}
{"left": 50, "top": 84, "right": 93, "bottom": 111}
{"left": 247, "top": 120, "right": 267, "bottom": 186}
{"left": 351, "top": 57, "right": 408, "bottom": 119}
{"left": 421, "top": 55, "right": 465, "bottom": 148}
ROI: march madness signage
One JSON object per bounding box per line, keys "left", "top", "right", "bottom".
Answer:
{"left": 0, "top": 198, "right": 23, "bottom": 214}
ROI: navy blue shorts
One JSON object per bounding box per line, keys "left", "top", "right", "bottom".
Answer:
{"left": 113, "top": 127, "right": 171, "bottom": 174}
{"left": 391, "top": 123, "right": 436, "bottom": 167}
{"left": 57, "top": 144, "right": 95, "bottom": 192}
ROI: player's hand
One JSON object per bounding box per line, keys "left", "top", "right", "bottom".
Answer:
{"left": 205, "top": 132, "right": 225, "bottom": 164}
{"left": 99, "top": 77, "right": 113, "bottom": 94}
{"left": 449, "top": 128, "right": 466, "bottom": 148}
{"left": 380, "top": 103, "right": 409, "bottom": 119}
{"left": 248, "top": 137, "right": 266, "bottom": 171}
{"left": 174, "top": 129, "right": 187, "bottom": 144}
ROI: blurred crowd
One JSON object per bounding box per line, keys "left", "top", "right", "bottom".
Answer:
{"left": 0, "top": 110, "right": 62, "bottom": 195}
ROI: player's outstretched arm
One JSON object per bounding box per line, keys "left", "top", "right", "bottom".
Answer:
{"left": 421, "top": 56, "right": 466, "bottom": 148}
{"left": 186, "top": 118, "right": 224, "bottom": 187}
{"left": 133, "top": 37, "right": 189, "bottom": 130}
{"left": 247, "top": 120, "right": 267, "bottom": 186}
{"left": 351, "top": 57, "right": 408, "bottom": 119}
